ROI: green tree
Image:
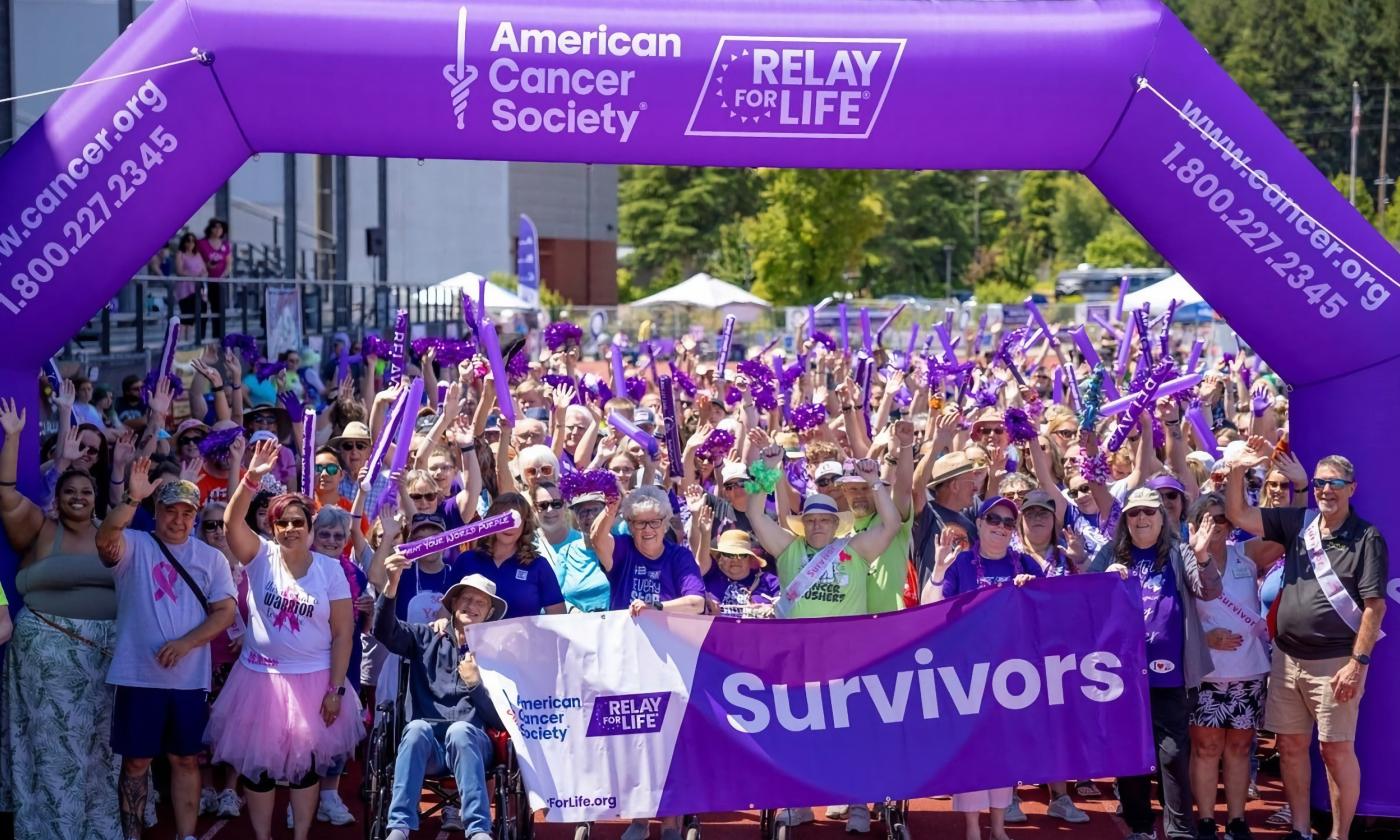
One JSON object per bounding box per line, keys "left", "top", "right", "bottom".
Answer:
{"left": 617, "top": 166, "right": 760, "bottom": 291}
{"left": 1329, "top": 172, "right": 1376, "bottom": 220}
{"left": 1050, "top": 176, "right": 1113, "bottom": 266}
{"left": 1083, "top": 217, "right": 1163, "bottom": 268}
{"left": 745, "top": 169, "right": 887, "bottom": 304}
{"left": 859, "top": 170, "right": 972, "bottom": 297}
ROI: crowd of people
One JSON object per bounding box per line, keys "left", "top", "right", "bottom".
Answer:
{"left": 0, "top": 305, "right": 1386, "bottom": 840}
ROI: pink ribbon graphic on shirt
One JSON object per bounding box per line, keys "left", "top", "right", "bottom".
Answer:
{"left": 271, "top": 587, "right": 303, "bottom": 633}
{"left": 153, "top": 562, "right": 180, "bottom": 603}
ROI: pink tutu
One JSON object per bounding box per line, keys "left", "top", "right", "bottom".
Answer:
{"left": 205, "top": 662, "right": 365, "bottom": 782}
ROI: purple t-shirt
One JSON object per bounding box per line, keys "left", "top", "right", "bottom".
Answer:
{"left": 606, "top": 535, "right": 705, "bottom": 610}
{"left": 941, "top": 548, "right": 1042, "bottom": 599}
{"left": 457, "top": 549, "right": 565, "bottom": 619}
{"left": 703, "top": 566, "right": 780, "bottom": 610}
{"left": 1129, "top": 545, "right": 1185, "bottom": 688}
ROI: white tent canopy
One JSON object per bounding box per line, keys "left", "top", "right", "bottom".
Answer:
{"left": 1122, "top": 272, "right": 1204, "bottom": 311}
{"left": 412, "top": 271, "right": 534, "bottom": 310}
{"left": 628, "top": 272, "right": 772, "bottom": 321}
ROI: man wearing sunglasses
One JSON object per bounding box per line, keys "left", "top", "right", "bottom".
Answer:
{"left": 329, "top": 421, "right": 373, "bottom": 498}
{"left": 1223, "top": 449, "right": 1387, "bottom": 840}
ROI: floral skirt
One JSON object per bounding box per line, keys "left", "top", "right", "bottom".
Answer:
{"left": 0, "top": 610, "right": 120, "bottom": 840}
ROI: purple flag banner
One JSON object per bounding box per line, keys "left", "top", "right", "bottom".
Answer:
{"left": 470, "top": 574, "right": 1152, "bottom": 822}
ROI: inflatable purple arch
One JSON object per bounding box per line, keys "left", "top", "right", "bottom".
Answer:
{"left": 1, "top": 0, "right": 1397, "bottom": 815}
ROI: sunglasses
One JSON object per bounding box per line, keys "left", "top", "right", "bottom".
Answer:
{"left": 78, "top": 443, "right": 101, "bottom": 455}
{"left": 201, "top": 519, "right": 225, "bottom": 530}
{"left": 1158, "top": 490, "right": 1183, "bottom": 502}
{"left": 1126, "top": 508, "right": 1158, "bottom": 519}
{"left": 339, "top": 441, "right": 369, "bottom": 451}
{"left": 1068, "top": 485, "right": 1092, "bottom": 497}
{"left": 178, "top": 436, "right": 205, "bottom": 447}
{"left": 250, "top": 414, "right": 278, "bottom": 424}
{"left": 982, "top": 513, "right": 1017, "bottom": 528}
{"left": 536, "top": 499, "right": 565, "bottom": 511}
{"left": 977, "top": 426, "right": 1006, "bottom": 436}
{"left": 274, "top": 518, "right": 307, "bottom": 529}
{"left": 1312, "top": 478, "right": 1351, "bottom": 490}
{"left": 1051, "top": 429, "right": 1076, "bottom": 440}
{"left": 717, "top": 552, "right": 750, "bottom": 561}
{"left": 723, "top": 481, "right": 746, "bottom": 490}
{"left": 1202, "top": 514, "right": 1229, "bottom": 525}
{"left": 815, "top": 476, "right": 838, "bottom": 488}
{"left": 1002, "top": 491, "right": 1028, "bottom": 501}
{"left": 409, "top": 492, "right": 439, "bottom": 502}
{"left": 315, "top": 530, "right": 347, "bottom": 542}
{"left": 524, "top": 466, "right": 555, "bottom": 477}
{"left": 315, "top": 463, "right": 341, "bottom": 475}
{"left": 1264, "top": 480, "right": 1292, "bottom": 490}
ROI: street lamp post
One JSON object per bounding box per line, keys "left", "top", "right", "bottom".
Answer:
{"left": 943, "top": 244, "right": 955, "bottom": 301}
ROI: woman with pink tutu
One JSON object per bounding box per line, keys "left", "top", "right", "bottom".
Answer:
{"left": 207, "top": 439, "right": 364, "bottom": 840}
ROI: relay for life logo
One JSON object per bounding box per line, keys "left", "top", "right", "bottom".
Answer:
{"left": 686, "top": 36, "right": 906, "bottom": 139}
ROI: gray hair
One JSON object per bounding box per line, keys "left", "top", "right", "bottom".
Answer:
{"left": 620, "top": 485, "right": 672, "bottom": 527}
{"left": 1316, "top": 454, "right": 1354, "bottom": 481}
{"left": 313, "top": 505, "right": 353, "bottom": 533}
{"left": 517, "top": 444, "right": 560, "bottom": 474}
{"left": 997, "top": 473, "right": 1034, "bottom": 496}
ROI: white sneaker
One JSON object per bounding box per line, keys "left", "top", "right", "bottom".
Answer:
{"left": 1003, "top": 796, "right": 1027, "bottom": 823}
{"left": 216, "top": 789, "right": 242, "bottom": 818}
{"left": 318, "top": 792, "right": 357, "bottom": 825}
{"left": 199, "top": 787, "right": 218, "bottom": 816}
{"left": 777, "top": 808, "right": 816, "bottom": 827}
{"left": 826, "top": 805, "right": 851, "bottom": 819}
{"left": 1047, "top": 795, "right": 1090, "bottom": 824}
{"left": 846, "top": 805, "right": 872, "bottom": 834}
{"left": 441, "top": 805, "right": 465, "bottom": 832}
{"left": 621, "top": 818, "right": 650, "bottom": 840}
{"left": 144, "top": 784, "right": 157, "bottom": 828}
{"left": 286, "top": 803, "right": 295, "bottom": 829}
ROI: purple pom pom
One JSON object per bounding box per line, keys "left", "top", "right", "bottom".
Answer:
{"left": 255, "top": 361, "right": 288, "bottom": 382}
{"left": 541, "top": 374, "right": 574, "bottom": 391}
{"left": 362, "top": 335, "right": 392, "bottom": 359}
{"left": 1004, "top": 406, "right": 1038, "bottom": 444}
{"left": 754, "top": 388, "right": 777, "bottom": 412}
{"left": 780, "top": 361, "right": 803, "bottom": 389}
{"left": 791, "top": 402, "right": 827, "bottom": 431}
{"left": 625, "top": 376, "right": 648, "bottom": 402}
{"left": 736, "top": 358, "right": 775, "bottom": 385}
{"left": 972, "top": 385, "right": 1000, "bottom": 409}
{"left": 672, "top": 368, "right": 698, "bottom": 398}
{"left": 544, "top": 321, "right": 584, "bottom": 352}
{"left": 810, "top": 330, "right": 836, "bottom": 351}
{"left": 141, "top": 370, "right": 184, "bottom": 403}
{"left": 723, "top": 386, "right": 743, "bottom": 406}
{"left": 559, "top": 468, "right": 621, "bottom": 503}
{"left": 222, "top": 333, "right": 262, "bottom": 366}
{"left": 506, "top": 349, "right": 531, "bottom": 384}
{"left": 697, "top": 428, "right": 736, "bottom": 460}
{"left": 198, "top": 426, "right": 244, "bottom": 457}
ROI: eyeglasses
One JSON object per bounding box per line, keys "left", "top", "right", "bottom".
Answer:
{"left": 409, "top": 492, "right": 439, "bottom": 502}
{"left": 78, "top": 443, "right": 101, "bottom": 455}
{"left": 976, "top": 426, "right": 1006, "bottom": 436}
{"left": 1068, "top": 485, "right": 1092, "bottom": 497}
{"left": 1051, "top": 429, "right": 1076, "bottom": 440}
{"left": 315, "top": 463, "right": 341, "bottom": 475}
{"left": 524, "top": 465, "right": 555, "bottom": 477}
{"left": 178, "top": 436, "right": 205, "bottom": 447}
{"left": 315, "top": 530, "right": 347, "bottom": 542}
{"left": 339, "top": 441, "right": 369, "bottom": 451}
{"left": 1264, "top": 480, "right": 1292, "bottom": 491}
{"left": 201, "top": 520, "right": 225, "bottom": 530}
{"left": 274, "top": 518, "right": 307, "bottom": 530}
{"left": 536, "top": 499, "right": 565, "bottom": 511}
{"left": 1126, "top": 508, "right": 1159, "bottom": 519}
{"left": 815, "top": 476, "right": 837, "bottom": 488}
{"left": 1158, "top": 490, "right": 1183, "bottom": 502}
{"left": 982, "top": 513, "right": 1016, "bottom": 528}
{"left": 630, "top": 518, "right": 665, "bottom": 531}
{"left": 723, "top": 481, "right": 746, "bottom": 490}
{"left": 1002, "top": 491, "right": 1028, "bottom": 501}
{"left": 1312, "top": 478, "right": 1352, "bottom": 490}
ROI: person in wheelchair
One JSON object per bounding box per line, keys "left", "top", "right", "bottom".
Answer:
{"left": 373, "top": 551, "right": 508, "bottom": 840}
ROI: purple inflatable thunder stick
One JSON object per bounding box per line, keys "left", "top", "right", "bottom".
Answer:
{"left": 0, "top": 0, "right": 1397, "bottom": 815}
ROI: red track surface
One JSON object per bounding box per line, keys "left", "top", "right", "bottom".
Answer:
{"left": 160, "top": 769, "right": 1295, "bottom": 840}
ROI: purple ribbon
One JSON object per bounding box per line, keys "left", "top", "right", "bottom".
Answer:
{"left": 609, "top": 411, "right": 660, "bottom": 459}
{"left": 716, "top": 315, "right": 737, "bottom": 381}
{"left": 478, "top": 317, "right": 516, "bottom": 426}
{"left": 153, "top": 562, "right": 180, "bottom": 603}
{"left": 400, "top": 510, "right": 521, "bottom": 561}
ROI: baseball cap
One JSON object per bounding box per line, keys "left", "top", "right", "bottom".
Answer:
{"left": 814, "top": 461, "right": 845, "bottom": 482}
{"left": 720, "top": 462, "right": 750, "bottom": 484}
{"left": 634, "top": 408, "right": 657, "bottom": 428}
{"left": 410, "top": 513, "right": 448, "bottom": 534}
{"left": 1021, "top": 489, "right": 1056, "bottom": 513}
{"left": 1146, "top": 474, "right": 1187, "bottom": 495}
{"left": 157, "top": 479, "right": 201, "bottom": 510}
{"left": 1124, "top": 487, "right": 1163, "bottom": 511}
{"left": 978, "top": 496, "right": 1019, "bottom": 519}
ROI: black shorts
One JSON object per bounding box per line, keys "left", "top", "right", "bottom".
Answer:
{"left": 111, "top": 685, "right": 210, "bottom": 758}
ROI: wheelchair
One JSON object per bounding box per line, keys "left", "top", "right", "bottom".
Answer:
{"left": 364, "top": 658, "right": 533, "bottom": 840}
{"left": 757, "top": 799, "right": 910, "bottom": 840}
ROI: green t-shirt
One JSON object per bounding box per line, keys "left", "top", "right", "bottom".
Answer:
{"left": 856, "top": 512, "right": 914, "bottom": 614}
{"left": 775, "top": 538, "right": 869, "bottom": 618}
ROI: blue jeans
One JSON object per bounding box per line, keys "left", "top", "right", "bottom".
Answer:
{"left": 390, "top": 718, "right": 494, "bottom": 834}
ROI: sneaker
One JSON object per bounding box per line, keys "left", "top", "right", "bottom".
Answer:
{"left": 1281, "top": 830, "right": 1311, "bottom": 840}
{"left": 144, "top": 785, "right": 157, "bottom": 828}
{"left": 470, "top": 833, "right": 494, "bottom": 840}
{"left": 318, "top": 792, "right": 356, "bottom": 825}
{"left": 1225, "top": 818, "right": 1253, "bottom": 840}
{"left": 827, "top": 805, "right": 851, "bottom": 819}
{"left": 199, "top": 787, "right": 218, "bottom": 816}
{"left": 1247, "top": 783, "right": 1261, "bottom": 801}
{"left": 1003, "top": 796, "right": 1027, "bottom": 824}
{"left": 442, "top": 806, "right": 465, "bottom": 832}
{"left": 216, "top": 789, "right": 242, "bottom": 818}
{"left": 1047, "top": 795, "right": 1090, "bottom": 824}
{"left": 846, "top": 805, "right": 872, "bottom": 834}
{"left": 1198, "top": 818, "right": 1219, "bottom": 840}
{"left": 286, "top": 804, "right": 295, "bottom": 829}
{"left": 777, "top": 808, "right": 816, "bottom": 827}
{"left": 1076, "top": 781, "right": 1102, "bottom": 797}
{"left": 621, "top": 818, "right": 650, "bottom": 840}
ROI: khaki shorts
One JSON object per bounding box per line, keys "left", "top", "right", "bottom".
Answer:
{"left": 1264, "top": 653, "right": 1363, "bottom": 742}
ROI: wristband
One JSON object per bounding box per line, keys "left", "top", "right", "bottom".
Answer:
{"left": 459, "top": 444, "right": 477, "bottom": 453}
{"left": 242, "top": 475, "right": 260, "bottom": 490}
{"left": 0, "top": 480, "right": 15, "bottom": 487}
{"left": 842, "top": 405, "right": 855, "bottom": 412}
{"left": 327, "top": 685, "right": 346, "bottom": 696}
{"left": 651, "top": 601, "right": 663, "bottom": 611}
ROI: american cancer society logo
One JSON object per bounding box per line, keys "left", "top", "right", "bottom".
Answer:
{"left": 444, "top": 6, "right": 480, "bottom": 130}
{"left": 685, "top": 36, "right": 906, "bottom": 139}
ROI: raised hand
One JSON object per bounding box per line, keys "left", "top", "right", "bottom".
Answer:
{"left": 684, "top": 483, "right": 706, "bottom": 514}
{"left": 56, "top": 380, "right": 76, "bottom": 411}
{"left": 1250, "top": 383, "right": 1272, "bottom": 416}
{"left": 128, "top": 456, "right": 159, "bottom": 502}
{"left": 551, "top": 384, "right": 577, "bottom": 412}
{"left": 383, "top": 551, "right": 412, "bottom": 583}
{"left": 149, "top": 377, "right": 173, "bottom": 416}
{"left": 932, "top": 529, "right": 962, "bottom": 577}
{"left": 226, "top": 433, "right": 247, "bottom": 467}
{"left": 441, "top": 381, "right": 462, "bottom": 421}
{"left": 893, "top": 418, "right": 916, "bottom": 449}
{"left": 58, "top": 427, "right": 84, "bottom": 462}
{"left": 1274, "top": 450, "right": 1308, "bottom": 488}
{"left": 246, "top": 439, "right": 281, "bottom": 482}
{"left": 853, "top": 457, "right": 880, "bottom": 484}
{"left": 1190, "top": 515, "right": 1220, "bottom": 559}
{"left": 223, "top": 348, "right": 243, "bottom": 384}
{"left": 179, "top": 455, "right": 205, "bottom": 483}
{"left": 0, "top": 398, "right": 26, "bottom": 435}
{"left": 695, "top": 502, "right": 714, "bottom": 534}
{"left": 112, "top": 431, "right": 136, "bottom": 474}
{"left": 747, "top": 427, "right": 771, "bottom": 453}
{"left": 1235, "top": 434, "right": 1272, "bottom": 469}
{"left": 191, "top": 358, "right": 223, "bottom": 389}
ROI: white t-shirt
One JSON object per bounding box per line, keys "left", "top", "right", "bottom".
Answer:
{"left": 108, "top": 529, "right": 238, "bottom": 691}
{"left": 1197, "top": 542, "right": 1272, "bottom": 681}
{"left": 241, "top": 537, "right": 351, "bottom": 675}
